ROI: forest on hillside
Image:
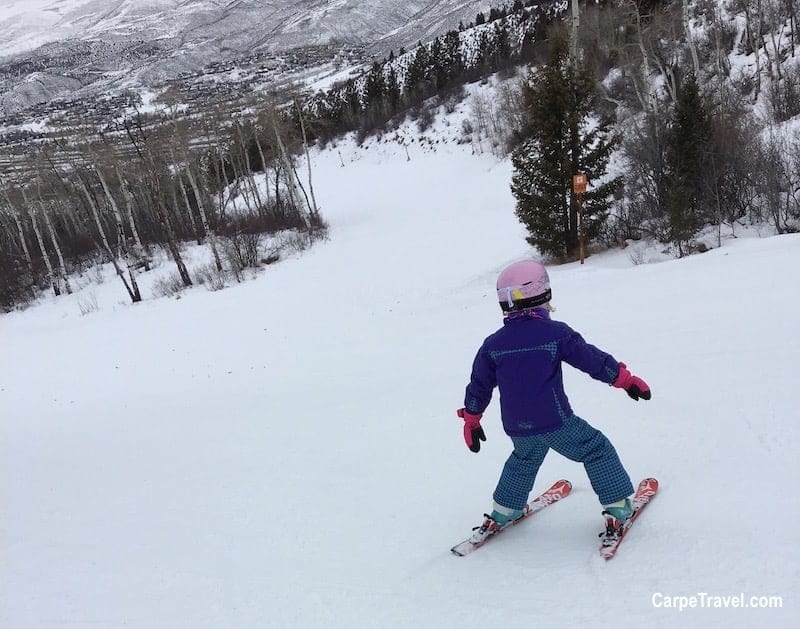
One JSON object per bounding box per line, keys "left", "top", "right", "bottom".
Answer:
{"left": 0, "top": 0, "right": 798, "bottom": 310}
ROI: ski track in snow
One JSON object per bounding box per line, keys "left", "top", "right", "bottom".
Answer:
{"left": 1, "top": 129, "right": 798, "bottom": 628}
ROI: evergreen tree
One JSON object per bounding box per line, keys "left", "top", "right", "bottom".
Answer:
{"left": 476, "top": 31, "right": 492, "bottom": 69}
{"left": 340, "top": 80, "right": 362, "bottom": 127}
{"left": 661, "top": 74, "right": 712, "bottom": 255}
{"left": 511, "top": 33, "right": 620, "bottom": 260}
{"left": 491, "top": 22, "right": 512, "bottom": 68}
{"left": 404, "top": 44, "right": 431, "bottom": 103}
{"left": 364, "top": 62, "right": 386, "bottom": 122}
{"left": 385, "top": 66, "right": 401, "bottom": 114}
{"left": 442, "top": 30, "right": 465, "bottom": 83}
{"left": 430, "top": 38, "right": 448, "bottom": 90}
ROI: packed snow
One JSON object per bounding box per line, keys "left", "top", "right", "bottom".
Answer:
{"left": 1, "top": 124, "right": 798, "bottom": 628}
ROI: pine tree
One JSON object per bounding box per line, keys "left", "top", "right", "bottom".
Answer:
{"left": 364, "top": 62, "right": 386, "bottom": 125}
{"left": 511, "top": 33, "right": 620, "bottom": 260}
{"left": 442, "top": 31, "right": 465, "bottom": 83}
{"left": 385, "top": 66, "right": 401, "bottom": 114}
{"left": 661, "top": 74, "right": 712, "bottom": 255}
{"left": 430, "top": 38, "right": 448, "bottom": 90}
{"left": 404, "top": 44, "right": 431, "bottom": 103}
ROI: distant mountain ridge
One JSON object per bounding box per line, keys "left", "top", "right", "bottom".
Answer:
{"left": 0, "top": 0, "right": 500, "bottom": 115}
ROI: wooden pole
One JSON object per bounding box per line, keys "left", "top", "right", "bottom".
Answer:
{"left": 572, "top": 173, "right": 587, "bottom": 264}
{"left": 578, "top": 192, "right": 585, "bottom": 264}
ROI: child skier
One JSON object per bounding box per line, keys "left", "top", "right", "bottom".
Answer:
{"left": 457, "top": 259, "right": 651, "bottom": 544}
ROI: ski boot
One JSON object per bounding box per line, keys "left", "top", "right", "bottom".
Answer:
{"left": 600, "top": 497, "right": 633, "bottom": 544}
{"left": 469, "top": 503, "right": 526, "bottom": 544}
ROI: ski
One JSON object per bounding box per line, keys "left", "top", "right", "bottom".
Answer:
{"left": 450, "top": 479, "right": 572, "bottom": 556}
{"left": 599, "top": 477, "right": 659, "bottom": 560}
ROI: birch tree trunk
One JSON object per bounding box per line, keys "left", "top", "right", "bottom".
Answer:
{"left": 174, "top": 168, "right": 202, "bottom": 245}
{"left": 273, "top": 120, "right": 311, "bottom": 229}
{"left": 711, "top": 4, "right": 731, "bottom": 75}
{"left": 683, "top": 0, "right": 701, "bottom": 77}
{"left": 77, "top": 177, "right": 139, "bottom": 303}
{"left": 253, "top": 128, "right": 273, "bottom": 209}
{"left": 235, "top": 122, "right": 264, "bottom": 210}
{"left": 38, "top": 197, "right": 72, "bottom": 294}
{"left": 296, "top": 103, "right": 319, "bottom": 217}
{"left": 229, "top": 150, "right": 254, "bottom": 213}
{"left": 117, "top": 170, "right": 148, "bottom": 259}
{"left": 27, "top": 197, "right": 60, "bottom": 296}
{"left": 157, "top": 192, "right": 193, "bottom": 287}
{"left": 627, "top": 0, "right": 659, "bottom": 113}
{"left": 569, "top": 0, "right": 580, "bottom": 68}
{"left": 96, "top": 169, "right": 142, "bottom": 302}
{"left": 6, "top": 197, "right": 37, "bottom": 290}
{"left": 185, "top": 161, "right": 223, "bottom": 271}
{"left": 743, "top": 0, "right": 763, "bottom": 101}
{"left": 123, "top": 115, "right": 192, "bottom": 287}
{"left": 219, "top": 150, "right": 233, "bottom": 219}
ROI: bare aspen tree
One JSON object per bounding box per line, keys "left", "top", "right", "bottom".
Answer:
{"left": 570, "top": 0, "right": 581, "bottom": 67}
{"left": 622, "top": 0, "right": 659, "bottom": 113}
{"left": 77, "top": 174, "right": 139, "bottom": 303}
{"left": 741, "top": 0, "right": 764, "bottom": 100}
{"left": 252, "top": 119, "right": 274, "bottom": 209}
{"left": 763, "top": 0, "right": 785, "bottom": 80}
{"left": 122, "top": 116, "right": 192, "bottom": 287}
{"left": 651, "top": 15, "right": 681, "bottom": 104}
{"left": 228, "top": 146, "right": 254, "bottom": 213}
{"left": 2, "top": 187, "right": 36, "bottom": 287}
{"left": 171, "top": 158, "right": 202, "bottom": 245}
{"left": 200, "top": 116, "right": 232, "bottom": 218}
{"left": 95, "top": 167, "right": 142, "bottom": 302}
{"left": 153, "top": 184, "right": 193, "bottom": 287}
{"left": 291, "top": 161, "right": 315, "bottom": 218}
{"left": 116, "top": 168, "right": 149, "bottom": 262}
{"left": 170, "top": 183, "right": 187, "bottom": 238}
{"left": 295, "top": 102, "right": 319, "bottom": 218}
{"left": 23, "top": 188, "right": 60, "bottom": 296}
{"left": 186, "top": 159, "right": 223, "bottom": 270}
{"left": 234, "top": 120, "right": 264, "bottom": 209}
{"left": 218, "top": 149, "right": 233, "bottom": 216}
{"left": 35, "top": 188, "right": 72, "bottom": 295}
{"left": 169, "top": 113, "right": 223, "bottom": 270}
{"left": 708, "top": 3, "right": 732, "bottom": 76}
{"left": 683, "top": 0, "right": 701, "bottom": 77}
{"left": 273, "top": 118, "right": 311, "bottom": 230}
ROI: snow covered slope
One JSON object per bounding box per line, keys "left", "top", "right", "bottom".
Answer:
{"left": 1, "top": 123, "right": 798, "bottom": 627}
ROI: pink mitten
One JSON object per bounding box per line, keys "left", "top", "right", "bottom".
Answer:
{"left": 457, "top": 408, "right": 486, "bottom": 453}
{"left": 612, "top": 363, "right": 651, "bottom": 401}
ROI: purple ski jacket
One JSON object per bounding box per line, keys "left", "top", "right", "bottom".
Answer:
{"left": 464, "top": 309, "right": 621, "bottom": 437}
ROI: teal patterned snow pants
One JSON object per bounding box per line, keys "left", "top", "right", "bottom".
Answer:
{"left": 493, "top": 414, "right": 634, "bottom": 509}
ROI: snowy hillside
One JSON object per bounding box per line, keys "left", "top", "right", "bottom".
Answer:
{"left": 0, "top": 0, "right": 492, "bottom": 59}
{"left": 0, "top": 0, "right": 497, "bottom": 122}
{"left": 1, "top": 114, "right": 798, "bottom": 627}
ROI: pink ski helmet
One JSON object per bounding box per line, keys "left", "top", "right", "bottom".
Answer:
{"left": 496, "top": 260, "right": 551, "bottom": 312}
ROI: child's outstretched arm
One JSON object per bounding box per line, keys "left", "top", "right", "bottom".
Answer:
{"left": 559, "top": 326, "right": 651, "bottom": 401}
{"left": 464, "top": 342, "right": 497, "bottom": 415}
{"left": 457, "top": 344, "right": 497, "bottom": 453}
{"left": 611, "top": 363, "right": 651, "bottom": 400}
